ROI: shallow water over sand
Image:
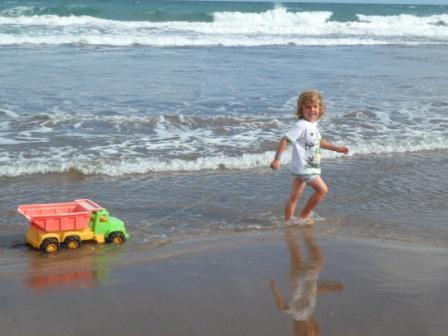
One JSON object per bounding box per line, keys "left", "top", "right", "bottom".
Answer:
{"left": 1, "top": 151, "right": 447, "bottom": 269}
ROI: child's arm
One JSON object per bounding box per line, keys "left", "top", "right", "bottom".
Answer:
{"left": 320, "top": 139, "right": 349, "bottom": 155}
{"left": 317, "top": 281, "right": 344, "bottom": 294}
{"left": 270, "top": 138, "right": 288, "bottom": 170}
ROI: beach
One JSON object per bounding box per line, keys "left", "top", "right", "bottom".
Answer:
{"left": 1, "top": 1, "right": 448, "bottom": 334}
{"left": 2, "top": 152, "right": 448, "bottom": 335}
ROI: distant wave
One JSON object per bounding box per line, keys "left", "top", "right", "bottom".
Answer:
{"left": 1, "top": 7, "right": 448, "bottom": 46}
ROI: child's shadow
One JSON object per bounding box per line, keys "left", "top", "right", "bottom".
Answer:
{"left": 270, "top": 227, "right": 343, "bottom": 336}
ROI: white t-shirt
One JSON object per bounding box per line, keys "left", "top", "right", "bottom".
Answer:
{"left": 283, "top": 119, "right": 321, "bottom": 175}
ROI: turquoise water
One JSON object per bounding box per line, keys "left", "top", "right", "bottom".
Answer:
{"left": 1, "top": 1, "right": 446, "bottom": 22}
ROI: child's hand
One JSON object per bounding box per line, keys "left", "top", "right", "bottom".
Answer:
{"left": 270, "top": 159, "right": 281, "bottom": 170}
{"left": 337, "top": 146, "right": 349, "bottom": 155}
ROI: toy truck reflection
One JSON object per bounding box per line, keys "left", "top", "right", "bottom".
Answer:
{"left": 18, "top": 199, "right": 129, "bottom": 253}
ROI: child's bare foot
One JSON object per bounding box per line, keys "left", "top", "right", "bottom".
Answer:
{"left": 285, "top": 216, "right": 298, "bottom": 226}
{"left": 296, "top": 217, "right": 315, "bottom": 226}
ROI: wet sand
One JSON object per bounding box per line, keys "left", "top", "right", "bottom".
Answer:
{"left": 1, "top": 229, "right": 447, "bottom": 336}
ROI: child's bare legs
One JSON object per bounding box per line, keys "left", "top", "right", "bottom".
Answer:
{"left": 299, "top": 176, "right": 328, "bottom": 221}
{"left": 284, "top": 177, "right": 306, "bottom": 221}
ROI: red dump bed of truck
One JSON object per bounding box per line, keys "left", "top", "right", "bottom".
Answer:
{"left": 17, "top": 199, "right": 103, "bottom": 232}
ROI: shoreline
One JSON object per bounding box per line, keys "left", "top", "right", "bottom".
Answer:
{"left": 2, "top": 150, "right": 448, "bottom": 267}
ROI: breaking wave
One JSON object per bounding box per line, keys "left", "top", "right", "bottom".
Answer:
{"left": 0, "top": 6, "right": 448, "bottom": 46}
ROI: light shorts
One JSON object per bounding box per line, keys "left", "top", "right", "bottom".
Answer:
{"left": 293, "top": 174, "right": 319, "bottom": 183}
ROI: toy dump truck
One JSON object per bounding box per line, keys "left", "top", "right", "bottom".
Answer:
{"left": 18, "top": 199, "right": 129, "bottom": 253}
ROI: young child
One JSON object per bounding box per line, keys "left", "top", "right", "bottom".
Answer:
{"left": 270, "top": 90, "right": 349, "bottom": 225}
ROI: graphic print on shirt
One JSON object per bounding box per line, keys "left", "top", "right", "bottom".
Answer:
{"left": 304, "top": 130, "right": 320, "bottom": 170}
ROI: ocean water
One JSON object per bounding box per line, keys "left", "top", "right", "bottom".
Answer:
{"left": 0, "top": 1, "right": 447, "bottom": 260}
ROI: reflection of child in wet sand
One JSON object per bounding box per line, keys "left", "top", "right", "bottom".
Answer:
{"left": 270, "top": 228, "right": 343, "bottom": 336}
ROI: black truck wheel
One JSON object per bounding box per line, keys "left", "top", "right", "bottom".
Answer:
{"left": 63, "top": 236, "right": 81, "bottom": 249}
{"left": 40, "top": 238, "right": 60, "bottom": 253}
{"left": 106, "top": 232, "right": 125, "bottom": 245}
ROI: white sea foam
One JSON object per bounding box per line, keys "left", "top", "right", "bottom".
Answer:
{"left": 1, "top": 34, "right": 417, "bottom": 47}
{"left": 2, "top": 105, "right": 448, "bottom": 176}
{"left": 1, "top": 133, "right": 448, "bottom": 177}
{"left": 0, "top": 107, "right": 19, "bottom": 118}
{"left": 0, "top": 150, "right": 274, "bottom": 177}
{"left": 0, "top": 8, "right": 447, "bottom": 46}
{"left": 212, "top": 7, "right": 333, "bottom": 28}
{"left": 0, "top": 137, "right": 23, "bottom": 145}
{"left": 2, "top": 95, "right": 448, "bottom": 177}
{"left": 0, "top": 122, "right": 10, "bottom": 130}
{"left": 0, "top": 34, "right": 407, "bottom": 47}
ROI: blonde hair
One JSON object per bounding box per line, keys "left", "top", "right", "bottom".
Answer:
{"left": 297, "top": 90, "right": 325, "bottom": 119}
